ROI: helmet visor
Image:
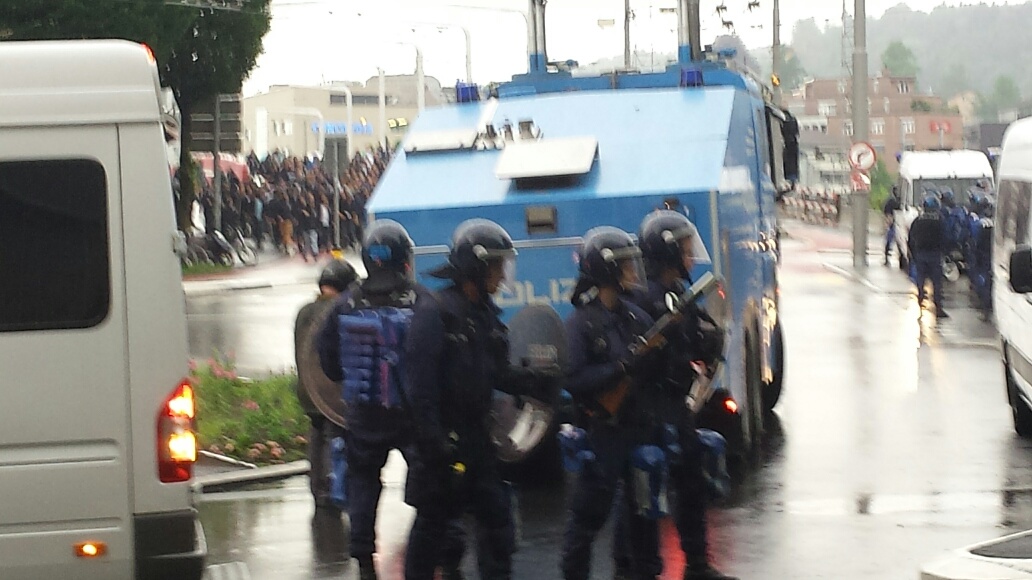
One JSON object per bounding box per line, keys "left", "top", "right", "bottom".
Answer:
{"left": 486, "top": 252, "right": 518, "bottom": 295}
{"left": 674, "top": 225, "right": 712, "bottom": 270}
{"left": 608, "top": 246, "right": 645, "bottom": 292}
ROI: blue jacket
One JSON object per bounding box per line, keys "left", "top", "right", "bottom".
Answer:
{"left": 564, "top": 295, "right": 665, "bottom": 440}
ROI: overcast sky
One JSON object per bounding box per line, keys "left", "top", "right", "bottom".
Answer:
{"left": 244, "top": 0, "right": 1031, "bottom": 96}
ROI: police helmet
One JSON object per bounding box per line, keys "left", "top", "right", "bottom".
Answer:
{"left": 318, "top": 259, "right": 358, "bottom": 293}
{"left": 638, "top": 210, "right": 711, "bottom": 278}
{"left": 940, "top": 188, "right": 956, "bottom": 207}
{"left": 431, "top": 219, "right": 517, "bottom": 285}
{"left": 577, "top": 226, "right": 644, "bottom": 288}
{"left": 923, "top": 194, "right": 942, "bottom": 213}
{"left": 361, "top": 219, "right": 415, "bottom": 291}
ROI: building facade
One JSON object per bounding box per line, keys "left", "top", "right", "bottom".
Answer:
{"left": 241, "top": 74, "right": 447, "bottom": 159}
{"left": 784, "top": 71, "right": 964, "bottom": 180}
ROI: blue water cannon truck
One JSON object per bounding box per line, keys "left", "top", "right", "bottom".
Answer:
{"left": 368, "top": 0, "right": 798, "bottom": 464}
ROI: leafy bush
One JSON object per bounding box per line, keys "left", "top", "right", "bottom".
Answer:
{"left": 192, "top": 355, "right": 309, "bottom": 465}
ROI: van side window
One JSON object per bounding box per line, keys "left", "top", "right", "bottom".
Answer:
{"left": 996, "top": 178, "right": 1032, "bottom": 262}
{"left": 0, "top": 160, "right": 110, "bottom": 332}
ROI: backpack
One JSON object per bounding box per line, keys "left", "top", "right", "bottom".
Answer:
{"left": 337, "top": 304, "right": 415, "bottom": 409}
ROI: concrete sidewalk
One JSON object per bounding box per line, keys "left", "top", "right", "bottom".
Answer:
{"left": 182, "top": 250, "right": 363, "bottom": 297}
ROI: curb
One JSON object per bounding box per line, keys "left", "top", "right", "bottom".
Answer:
{"left": 193, "top": 460, "right": 310, "bottom": 493}
{"left": 182, "top": 280, "right": 275, "bottom": 297}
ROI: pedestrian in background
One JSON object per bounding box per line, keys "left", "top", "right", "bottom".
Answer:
{"left": 908, "top": 194, "right": 949, "bottom": 319}
{"left": 294, "top": 260, "right": 358, "bottom": 511}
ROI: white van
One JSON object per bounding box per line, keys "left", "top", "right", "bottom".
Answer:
{"left": 994, "top": 118, "right": 1032, "bottom": 438}
{"left": 893, "top": 150, "right": 995, "bottom": 267}
{"left": 0, "top": 41, "right": 204, "bottom": 578}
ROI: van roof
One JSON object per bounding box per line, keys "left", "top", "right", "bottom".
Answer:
{"left": 370, "top": 87, "right": 736, "bottom": 213}
{"left": 0, "top": 40, "right": 162, "bottom": 128}
{"left": 898, "top": 149, "right": 993, "bottom": 180}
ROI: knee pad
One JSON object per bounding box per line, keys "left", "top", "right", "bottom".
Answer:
{"left": 630, "top": 445, "right": 670, "bottom": 520}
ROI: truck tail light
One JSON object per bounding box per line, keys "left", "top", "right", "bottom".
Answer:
{"left": 158, "top": 380, "right": 196, "bottom": 483}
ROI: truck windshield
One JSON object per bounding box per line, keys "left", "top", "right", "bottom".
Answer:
{"left": 913, "top": 178, "right": 989, "bottom": 206}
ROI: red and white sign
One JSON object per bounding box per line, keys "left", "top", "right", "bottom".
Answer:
{"left": 848, "top": 141, "right": 877, "bottom": 171}
{"left": 929, "top": 120, "right": 953, "bottom": 134}
{"left": 851, "top": 169, "right": 871, "bottom": 192}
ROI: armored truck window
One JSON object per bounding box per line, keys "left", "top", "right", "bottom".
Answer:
{"left": 0, "top": 159, "right": 110, "bottom": 332}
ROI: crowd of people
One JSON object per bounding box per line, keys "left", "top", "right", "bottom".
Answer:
{"left": 180, "top": 146, "right": 393, "bottom": 261}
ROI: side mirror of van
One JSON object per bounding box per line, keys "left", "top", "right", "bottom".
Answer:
{"left": 1010, "top": 246, "right": 1032, "bottom": 293}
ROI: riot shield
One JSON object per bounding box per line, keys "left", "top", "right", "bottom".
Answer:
{"left": 297, "top": 303, "right": 347, "bottom": 428}
{"left": 492, "top": 304, "right": 568, "bottom": 463}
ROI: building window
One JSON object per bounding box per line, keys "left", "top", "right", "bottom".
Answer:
{"left": 871, "top": 119, "right": 885, "bottom": 135}
{"left": 901, "top": 118, "right": 916, "bottom": 134}
{"left": 873, "top": 78, "right": 880, "bottom": 94}
{"left": 283, "top": 120, "right": 293, "bottom": 136}
{"left": 818, "top": 100, "right": 837, "bottom": 116}
{"left": 843, "top": 121, "right": 853, "bottom": 137}
{"left": 273, "top": 121, "right": 281, "bottom": 136}
{"left": 884, "top": 97, "right": 891, "bottom": 114}
{"left": 330, "top": 94, "right": 381, "bottom": 106}
{"left": 838, "top": 80, "right": 847, "bottom": 94}
{"left": 897, "top": 81, "right": 910, "bottom": 94}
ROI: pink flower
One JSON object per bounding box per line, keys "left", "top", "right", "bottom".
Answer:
{"left": 242, "top": 400, "right": 260, "bottom": 412}
{"left": 226, "top": 371, "right": 238, "bottom": 381}
{"left": 188, "top": 360, "right": 198, "bottom": 372}
{"left": 224, "top": 442, "right": 235, "bottom": 453}
{"left": 270, "top": 447, "right": 284, "bottom": 459}
{"left": 247, "top": 448, "right": 261, "bottom": 460}
{"left": 253, "top": 443, "right": 268, "bottom": 452}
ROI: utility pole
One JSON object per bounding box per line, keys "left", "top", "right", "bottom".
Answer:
{"left": 624, "top": 0, "right": 632, "bottom": 69}
{"left": 851, "top": 0, "right": 869, "bottom": 268}
{"left": 212, "top": 94, "right": 223, "bottom": 232}
{"left": 772, "top": 0, "right": 782, "bottom": 105}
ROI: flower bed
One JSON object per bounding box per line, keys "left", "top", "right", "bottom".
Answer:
{"left": 192, "top": 356, "right": 309, "bottom": 465}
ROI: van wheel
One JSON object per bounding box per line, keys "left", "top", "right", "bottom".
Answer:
{"left": 763, "top": 322, "right": 785, "bottom": 413}
{"left": 1005, "top": 356, "right": 1032, "bottom": 438}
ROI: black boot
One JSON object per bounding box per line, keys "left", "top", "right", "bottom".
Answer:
{"left": 356, "top": 555, "right": 378, "bottom": 580}
{"left": 684, "top": 563, "right": 738, "bottom": 580}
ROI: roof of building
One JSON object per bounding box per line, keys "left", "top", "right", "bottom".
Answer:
{"left": 0, "top": 40, "right": 162, "bottom": 127}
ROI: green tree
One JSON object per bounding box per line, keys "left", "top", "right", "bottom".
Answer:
{"left": 993, "top": 75, "right": 1022, "bottom": 111}
{"left": 881, "top": 40, "right": 920, "bottom": 78}
{"left": 0, "top": 0, "right": 191, "bottom": 65}
{"left": 162, "top": 2, "right": 271, "bottom": 230}
{"left": 776, "top": 47, "right": 808, "bottom": 90}
{"left": 868, "top": 160, "right": 894, "bottom": 210}
{"left": 910, "top": 100, "right": 933, "bottom": 112}
{"left": 939, "top": 62, "right": 970, "bottom": 99}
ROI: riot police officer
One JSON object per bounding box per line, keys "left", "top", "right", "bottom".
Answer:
{"left": 403, "top": 218, "right": 522, "bottom": 580}
{"left": 627, "top": 210, "right": 736, "bottom": 580}
{"left": 560, "top": 226, "right": 665, "bottom": 580}
{"left": 295, "top": 259, "right": 358, "bottom": 511}
{"left": 317, "top": 220, "right": 425, "bottom": 580}
{"left": 908, "top": 195, "right": 949, "bottom": 319}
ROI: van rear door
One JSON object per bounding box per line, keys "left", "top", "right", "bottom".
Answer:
{"left": 0, "top": 125, "right": 133, "bottom": 579}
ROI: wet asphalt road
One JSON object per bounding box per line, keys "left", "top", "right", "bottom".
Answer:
{"left": 189, "top": 220, "right": 1032, "bottom": 580}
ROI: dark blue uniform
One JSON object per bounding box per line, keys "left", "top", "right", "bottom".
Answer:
{"left": 403, "top": 285, "right": 516, "bottom": 580}
{"left": 619, "top": 280, "right": 713, "bottom": 571}
{"left": 908, "top": 213, "right": 946, "bottom": 312}
{"left": 317, "top": 286, "right": 423, "bottom": 562}
{"left": 561, "top": 296, "right": 664, "bottom": 580}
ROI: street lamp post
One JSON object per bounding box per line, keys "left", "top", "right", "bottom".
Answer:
{"left": 851, "top": 0, "right": 869, "bottom": 268}
{"left": 446, "top": 4, "right": 532, "bottom": 74}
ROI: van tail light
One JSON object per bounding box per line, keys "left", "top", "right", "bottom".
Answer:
{"left": 158, "top": 380, "right": 197, "bottom": 483}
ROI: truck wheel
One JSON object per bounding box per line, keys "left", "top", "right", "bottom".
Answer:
{"left": 763, "top": 322, "right": 785, "bottom": 413}
{"left": 742, "top": 328, "right": 764, "bottom": 455}
{"left": 1005, "top": 355, "right": 1032, "bottom": 438}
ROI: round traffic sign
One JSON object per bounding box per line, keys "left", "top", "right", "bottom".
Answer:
{"left": 848, "top": 141, "right": 877, "bottom": 171}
